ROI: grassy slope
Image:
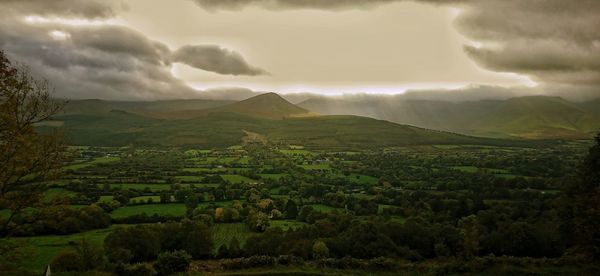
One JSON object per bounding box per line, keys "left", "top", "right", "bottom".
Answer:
{"left": 62, "top": 99, "right": 233, "bottom": 115}
{"left": 299, "top": 95, "right": 600, "bottom": 139}
{"left": 468, "top": 96, "right": 600, "bottom": 139}
{"left": 43, "top": 93, "right": 545, "bottom": 149}
{"left": 47, "top": 110, "right": 529, "bottom": 149}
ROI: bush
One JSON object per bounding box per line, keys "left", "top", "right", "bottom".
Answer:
{"left": 222, "top": 256, "right": 279, "bottom": 270}
{"left": 312, "top": 241, "right": 329, "bottom": 259}
{"left": 104, "top": 225, "right": 161, "bottom": 263}
{"left": 153, "top": 250, "right": 191, "bottom": 276}
{"left": 276, "top": 255, "right": 303, "bottom": 266}
{"left": 51, "top": 251, "right": 83, "bottom": 272}
{"left": 51, "top": 239, "right": 105, "bottom": 272}
{"left": 116, "top": 263, "right": 157, "bottom": 276}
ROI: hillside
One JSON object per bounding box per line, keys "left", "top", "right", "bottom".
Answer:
{"left": 43, "top": 105, "right": 526, "bottom": 149}
{"left": 62, "top": 99, "right": 234, "bottom": 116}
{"left": 299, "top": 95, "right": 600, "bottom": 139}
{"left": 467, "top": 96, "right": 599, "bottom": 139}
{"left": 96, "top": 93, "right": 318, "bottom": 120}
{"left": 204, "top": 92, "right": 315, "bottom": 119}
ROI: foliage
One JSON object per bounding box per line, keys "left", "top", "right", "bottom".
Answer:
{"left": 104, "top": 220, "right": 212, "bottom": 263}
{"left": 116, "top": 263, "right": 156, "bottom": 276}
{"left": 50, "top": 238, "right": 105, "bottom": 272}
{"left": 0, "top": 50, "right": 65, "bottom": 237}
{"left": 566, "top": 132, "right": 600, "bottom": 258}
{"left": 153, "top": 250, "right": 191, "bottom": 276}
{"left": 104, "top": 225, "right": 161, "bottom": 263}
{"left": 312, "top": 241, "right": 329, "bottom": 259}
{"left": 246, "top": 211, "right": 270, "bottom": 232}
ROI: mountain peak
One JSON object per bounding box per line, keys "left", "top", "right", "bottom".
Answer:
{"left": 211, "top": 92, "right": 314, "bottom": 119}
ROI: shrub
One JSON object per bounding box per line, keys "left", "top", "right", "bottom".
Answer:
{"left": 117, "top": 263, "right": 157, "bottom": 276}
{"left": 51, "top": 239, "right": 106, "bottom": 272}
{"left": 222, "top": 256, "right": 279, "bottom": 270}
{"left": 104, "top": 225, "right": 161, "bottom": 263}
{"left": 312, "top": 241, "right": 329, "bottom": 259}
{"left": 153, "top": 250, "right": 191, "bottom": 276}
{"left": 51, "top": 251, "right": 83, "bottom": 272}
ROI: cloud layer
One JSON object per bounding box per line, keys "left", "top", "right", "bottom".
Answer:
{"left": 1, "top": 0, "right": 598, "bottom": 100}
{"left": 190, "top": 0, "right": 456, "bottom": 11}
{"left": 190, "top": 0, "right": 600, "bottom": 95}
{"left": 0, "top": 0, "right": 267, "bottom": 100}
{"left": 172, "top": 45, "right": 268, "bottom": 76}
{"left": 456, "top": 0, "right": 600, "bottom": 93}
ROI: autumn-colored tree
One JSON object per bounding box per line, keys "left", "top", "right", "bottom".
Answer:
{"left": 0, "top": 50, "right": 65, "bottom": 237}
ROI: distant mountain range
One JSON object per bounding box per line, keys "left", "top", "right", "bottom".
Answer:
{"left": 298, "top": 95, "right": 600, "bottom": 139}
{"left": 46, "top": 93, "right": 530, "bottom": 149}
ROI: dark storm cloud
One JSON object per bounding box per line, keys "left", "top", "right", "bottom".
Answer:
{"left": 455, "top": 0, "right": 600, "bottom": 89}
{"left": 172, "top": 45, "right": 268, "bottom": 76}
{"left": 0, "top": 20, "right": 195, "bottom": 100}
{"left": 0, "top": 0, "right": 268, "bottom": 100}
{"left": 0, "top": 0, "right": 126, "bottom": 18}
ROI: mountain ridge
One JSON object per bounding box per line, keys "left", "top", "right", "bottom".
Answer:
{"left": 299, "top": 95, "right": 600, "bottom": 139}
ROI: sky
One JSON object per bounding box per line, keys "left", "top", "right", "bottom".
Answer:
{"left": 0, "top": 0, "right": 598, "bottom": 101}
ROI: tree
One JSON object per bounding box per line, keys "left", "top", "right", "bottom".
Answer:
{"left": 566, "top": 133, "right": 600, "bottom": 258}
{"left": 51, "top": 251, "right": 83, "bottom": 272}
{"left": 246, "top": 211, "right": 270, "bottom": 232}
{"left": 217, "top": 244, "right": 229, "bottom": 258}
{"left": 153, "top": 250, "right": 191, "bottom": 276}
{"left": 297, "top": 205, "right": 314, "bottom": 222}
{"left": 50, "top": 238, "right": 105, "bottom": 272}
{"left": 312, "top": 241, "right": 329, "bottom": 259}
{"left": 284, "top": 199, "right": 298, "bottom": 219}
{"left": 159, "top": 192, "right": 171, "bottom": 204}
{"left": 228, "top": 237, "right": 241, "bottom": 258}
{"left": 458, "top": 215, "right": 482, "bottom": 259}
{"left": 0, "top": 50, "right": 65, "bottom": 237}
{"left": 104, "top": 225, "right": 161, "bottom": 263}
{"left": 179, "top": 220, "right": 213, "bottom": 259}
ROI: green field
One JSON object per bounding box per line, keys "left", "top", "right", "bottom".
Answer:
{"left": 279, "top": 149, "right": 314, "bottom": 155}
{"left": 175, "top": 175, "right": 204, "bottom": 182}
{"left": 63, "top": 156, "right": 120, "bottom": 171}
{"left": 309, "top": 204, "right": 343, "bottom": 212}
{"left": 43, "top": 188, "right": 76, "bottom": 201}
{"left": 221, "top": 174, "right": 257, "bottom": 184}
{"left": 183, "top": 167, "right": 228, "bottom": 173}
{"left": 110, "top": 203, "right": 186, "bottom": 218}
{"left": 270, "top": 220, "right": 308, "bottom": 230}
{"left": 299, "top": 163, "right": 331, "bottom": 170}
{"left": 346, "top": 173, "right": 379, "bottom": 185}
{"left": 10, "top": 227, "right": 117, "bottom": 272}
{"left": 259, "top": 173, "right": 287, "bottom": 180}
{"left": 98, "top": 195, "right": 113, "bottom": 202}
{"left": 109, "top": 183, "right": 172, "bottom": 191}
{"left": 452, "top": 166, "right": 479, "bottom": 173}
{"left": 451, "top": 166, "right": 516, "bottom": 178}
{"left": 129, "top": 195, "right": 161, "bottom": 203}
{"left": 212, "top": 223, "right": 257, "bottom": 252}
{"left": 185, "top": 149, "right": 212, "bottom": 155}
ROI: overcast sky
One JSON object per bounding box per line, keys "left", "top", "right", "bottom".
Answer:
{"left": 0, "top": 0, "right": 598, "bottom": 100}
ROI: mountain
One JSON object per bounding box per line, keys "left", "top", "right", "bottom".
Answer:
{"left": 204, "top": 92, "right": 315, "bottom": 119}
{"left": 43, "top": 94, "right": 530, "bottom": 149}
{"left": 465, "top": 96, "right": 599, "bottom": 139}
{"left": 70, "top": 93, "right": 316, "bottom": 120}
{"left": 299, "top": 95, "right": 600, "bottom": 139}
{"left": 62, "top": 99, "right": 234, "bottom": 115}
